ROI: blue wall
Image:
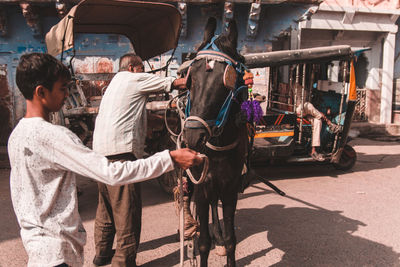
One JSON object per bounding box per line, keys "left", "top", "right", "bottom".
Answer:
{"left": 0, "top": 3, "right": 311, "bottom": 125}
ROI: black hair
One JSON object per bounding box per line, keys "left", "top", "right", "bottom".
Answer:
{"left": 119, "top": 53, "right": 143, "bottom": 71}
{"left": 16, "top": 53, "right": 71, "bottom": 100}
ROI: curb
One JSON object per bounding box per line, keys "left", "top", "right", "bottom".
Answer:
{"left": 350, "top": 122, "right": 400, "bottom": 141}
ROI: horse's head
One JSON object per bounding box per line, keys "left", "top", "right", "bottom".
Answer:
{"left": 182, "top": 17, "right": 246, "bottom": 152}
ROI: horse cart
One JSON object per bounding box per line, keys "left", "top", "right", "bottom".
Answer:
{"left": 245, "top": 45, "right": 360, "bottom": 170}
{"left": 45, "top": 0, "right": 182, "bottom": 192}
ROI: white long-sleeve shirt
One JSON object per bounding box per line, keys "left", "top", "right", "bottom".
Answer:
{"left": 92, "top": 71, "right": 175, "bottom": 158}
{"left": 8, "top": 117, "right": 174, "bottom": 267}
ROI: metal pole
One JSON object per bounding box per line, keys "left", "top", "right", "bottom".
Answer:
{"left": 179, "top": 170, "right": 184, "bottom": 267}
{"left": 289, "top": 65, "right": 293, "bottom": 111}
{"left": 309, "top": 64, "right": 315, "bottom": 102}
{"left": 298, "top": 64, "right": 306, "bottom": 143}
{"left": 333, "top": 61, "right": 347, "bottom": 152}
{"left": 267, "top": 67, "right": 273, "bottom": 110}
{"left": 294, "top": 64, "right": 300, "bottom": 116}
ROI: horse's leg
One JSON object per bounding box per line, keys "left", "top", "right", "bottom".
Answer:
{"left": 222, "top": 197, "right": 238, "bottom": 267}
{"left": 183, "top": 186, "right": 198, "bottom": 239}
{"left": 197, "top": 198, "right": 211, "bottom": 267}
{"left": 211, "top": 201, "right": 226, "bottom": 256}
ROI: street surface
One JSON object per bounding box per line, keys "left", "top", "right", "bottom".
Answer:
{"left": 0, "top": 137, "right": 400, "bottom": 266}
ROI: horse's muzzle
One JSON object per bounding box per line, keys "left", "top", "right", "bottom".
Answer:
{"left": 182, "top": 128, "right": 208, "bottom": 152}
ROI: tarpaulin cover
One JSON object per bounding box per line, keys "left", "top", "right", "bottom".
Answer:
{"left": 45, "top": 0, "right": 181, "bottom": 60}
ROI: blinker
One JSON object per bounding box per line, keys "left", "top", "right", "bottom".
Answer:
{"left": 223, "top": 65, "right": 237, "bottom": 91}
{"left": 185, "top": 66, "right": 192, "bottom": 89}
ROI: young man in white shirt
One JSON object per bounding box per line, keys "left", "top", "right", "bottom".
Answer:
{"left": 8, "top": 53, "right": 201, "bottom": 267}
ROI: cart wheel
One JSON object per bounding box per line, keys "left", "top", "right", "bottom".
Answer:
{"left": 333, "top": 144, "right": 357, "bottom": 171}
{"left": 158, "top": 168, "right": 179, "bottom": 194}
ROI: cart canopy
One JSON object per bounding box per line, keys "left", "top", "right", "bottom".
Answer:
{"left": 45, "top": 0, "right": 181, "bottom": 61}
{"left": 244, "top": 45, "right": 353, "bottom": 68}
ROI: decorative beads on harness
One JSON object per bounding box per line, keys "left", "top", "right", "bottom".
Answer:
{"left": 243, "top": 70, "right": 254, "bottom": 99}
{"left": 240, "top": 70, "right": 263, "bottom": 124}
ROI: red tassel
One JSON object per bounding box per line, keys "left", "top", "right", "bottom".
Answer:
{"left": 205, "top": 60, "right": 211, "bottom": 71}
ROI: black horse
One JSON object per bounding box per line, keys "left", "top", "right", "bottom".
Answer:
{"left": 182, "top": 17, "right": 248, "bottom": 267}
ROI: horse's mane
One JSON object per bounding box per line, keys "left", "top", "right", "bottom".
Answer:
{"left": 197, "top": 17, "right": 244, "bottom": 63}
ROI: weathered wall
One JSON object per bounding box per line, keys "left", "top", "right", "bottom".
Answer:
{"left": 0, "top": 5, "right": 58, "bottom": 142}
{"left": 0, "top": 2, "right": 313, "bottom": 144}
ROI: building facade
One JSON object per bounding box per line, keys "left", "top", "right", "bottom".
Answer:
{"left": 0, "top": 0, "right": 318, "bottom": 145}
{"left": 295, "top": 0, "right": 400, "bottom": 124}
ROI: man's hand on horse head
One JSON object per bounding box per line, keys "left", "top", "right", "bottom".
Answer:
{"left": 172, "top": 78, "right": 187, "bottom": 91}
{"left": 170, "top": 148, "right": 204, "bottom": 170}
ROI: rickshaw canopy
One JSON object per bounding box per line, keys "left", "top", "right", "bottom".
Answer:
{"left": 244, "top": 45, "right": 353, "bottom": 68}
{"left": 45, "top": 0, "right": 181, "bottom": 61}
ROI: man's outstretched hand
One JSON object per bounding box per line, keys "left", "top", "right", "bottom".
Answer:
{"left": 170, "top": 148, "right": 203, "bottom": 170}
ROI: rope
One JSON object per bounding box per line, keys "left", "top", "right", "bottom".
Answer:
{"left": 185, "top": 154, "right": 209, "bottom": 185}
{"left": 164, "top": 92, "right": 187, "bottom": 138}
{"left": 176, "top": 133, "right": 210, "bottom": 185}
{"left": 178, "top": 169, "right": 184, "bottom": 267}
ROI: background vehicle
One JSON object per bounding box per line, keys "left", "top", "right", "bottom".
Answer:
{"left": 45, "top": 0, "right": 182, "bottom": 192}
{"left": 244, "top": 45, "right": 359, "bottom": 170}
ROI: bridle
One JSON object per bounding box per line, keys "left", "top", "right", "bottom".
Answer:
{"left": 164, "top": 36, "right": 248, "bottom": 184}
{"left": 184, "top": 38, "right": 248, "bottom": 151}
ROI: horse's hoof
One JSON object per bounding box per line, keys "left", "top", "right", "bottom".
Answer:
{"left": 215, "top": 245, "right": 227, "bottom": 256}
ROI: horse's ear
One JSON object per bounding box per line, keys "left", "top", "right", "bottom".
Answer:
{"left": 197, "top": 17, "right": 217, "bottom": 52}
{"left": 225, "top": 19, "right": 238, "bottom": 50}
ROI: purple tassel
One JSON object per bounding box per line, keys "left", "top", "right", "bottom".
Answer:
{"left": 241, "top": 100, "right": 263, "bottom": 124}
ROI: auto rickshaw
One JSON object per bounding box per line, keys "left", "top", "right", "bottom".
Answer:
{"left": 244, "top": 45, "right": 360, "bottom": 170}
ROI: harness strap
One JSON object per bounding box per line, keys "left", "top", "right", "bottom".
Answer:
{"left": 197, "top": 50, "right": 237, "bottom": 66}
{"left": 185, "top": 120, "right": 216, "bottom": 129}
{"left": 203, "top": 35, "right": 220, "bottom": 52}
{"left": 185, "top": 116, "right": 213, "bottom": 136}
{"left": 206, "top": 137, "right": 240, "bottom": 151}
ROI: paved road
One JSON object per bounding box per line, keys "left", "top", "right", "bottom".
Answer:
{"left": 1, "top": 137, "right": 400, "bottom": 267}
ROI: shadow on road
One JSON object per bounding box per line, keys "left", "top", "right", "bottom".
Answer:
{"left": 235, "top": 198, "right": 400, "bottom": 267}
{"left": 354, "top": 152, "right": 400, "bottom": 172}
{"left": 350, "top": 137, "right": 400, "bottom": 146}
{"left": 138, "top": 189, "right": 400, "bottom": 267}
{"left": 145, "top": 204, "right": 400, "bottom": 267}
{"left": 252, "top": 150, "right": 400, "bottom": 181}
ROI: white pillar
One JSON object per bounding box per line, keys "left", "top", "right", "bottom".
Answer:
{"left": 330, "top": 61, "right": 340, "bottom": 82}
{"left": 290, "top": 28, "right": 299, "bottom": 50}
{"left": 380, "top": 32, "right": 396, "bottom": 124}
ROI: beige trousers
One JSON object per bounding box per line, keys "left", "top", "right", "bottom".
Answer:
{"left": 296, "top": 102, "right": 323, "bottom": 147}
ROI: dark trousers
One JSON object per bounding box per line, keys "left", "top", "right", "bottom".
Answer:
{"left": 94, "top": 153, "right": 142, "bottom": 267}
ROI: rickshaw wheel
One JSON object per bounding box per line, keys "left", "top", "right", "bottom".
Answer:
{"left": 158, "top": 168, "right": 179, "bottom": 194}
{"left": 333, "top": 144, "right": 357, "bottom": 171}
